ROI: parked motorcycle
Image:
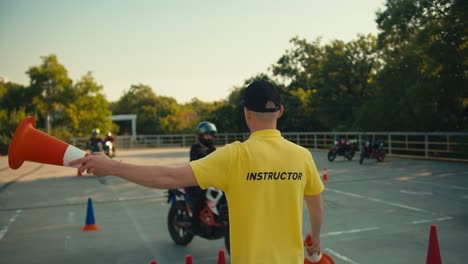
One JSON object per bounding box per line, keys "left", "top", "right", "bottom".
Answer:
{"left": 166, "top": 187, "right": 230, "bottom": 254}
{"left": 359, "top": 138, "right": 386, "bottom": 164}
{"left": 328, "top": 138, "right": 357, "bottom": 161}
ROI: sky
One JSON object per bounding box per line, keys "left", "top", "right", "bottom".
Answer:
{"left": 0, "top": 0, "right": 387, "bottom": 103}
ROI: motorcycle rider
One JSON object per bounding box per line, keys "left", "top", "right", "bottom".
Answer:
{"left": 104, "top": 131, "right": 116, "bottom": 156}
{"left": 185, "top": 121, "right": 218, "bottom": 234}
{"left": 362, "top": 134, "right": 373, "bottom": 152}
{"left": 104, "top": 131, "right": 115, "bottom": 143}
{"left": 88, "top": 128, "right": 104, "bottom": 153}
{"left": 336, "top": 135, "right": 347, "bottom": 153}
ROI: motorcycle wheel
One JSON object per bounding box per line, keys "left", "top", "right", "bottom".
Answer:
{"left": 224, "top": 227, "right": 231, "bottom": 255}
{"left": 167, "top": 200, "right": 194, "bottom": 245}
{"left": 376, "top": 150, "right": 386, "bottom": 162}
{"left": 327, "top": 150, "right": 337, "bottom": 161}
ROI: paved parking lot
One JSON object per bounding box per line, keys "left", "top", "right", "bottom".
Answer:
{"left": 1, "top": 148, "right": 467, "bottom": 263}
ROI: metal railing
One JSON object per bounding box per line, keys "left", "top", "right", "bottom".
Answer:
{"left": 71, "top": 131, "right": 468, "bottom": 162}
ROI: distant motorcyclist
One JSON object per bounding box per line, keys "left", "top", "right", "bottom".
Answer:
{"left": 337, "top": 136, "right": 347, "bottom": 152}
{"left": 104, "top": 131, "right": 115, "bottom": 143}
{"left": 104, "top": 131, "right": 116, "bottom": 157}
{"left": 185, "top": 121, "right": 217, "bottom": 233}
{"left": 88, "top": 128, "right": 104, "bottom": 153}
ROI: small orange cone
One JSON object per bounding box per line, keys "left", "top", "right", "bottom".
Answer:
{"left": 426, "top": 224, "right": 442, "bottom": 264}
{"left": 185, "top": 255, "right": 193, "bottom": 264}
{"left": 322, "top": 168, "right": 328, "bottom": 181}
{"left": 304, "top": 234, "right": 335, "bottom": 264}
{"left": 218, "top": 249, "right": 226, "bottom": 264}
{"left": 82, "top": 198, "right": 100, "bottom": 231}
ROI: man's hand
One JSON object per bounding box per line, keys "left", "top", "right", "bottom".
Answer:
{"left": 304, "top": 232, "right": 321, "bottom": 256}
{"left": 70, "top": 152, "right": 114, "bottom": 176}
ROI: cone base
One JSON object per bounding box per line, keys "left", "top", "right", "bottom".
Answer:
{"left": 304, "top": 253, "right": 335, "bottom": 264}
{"left": 82, "top": 224, "right": 100, "bottom": 232}
{"left": 8, "top": 117, "right": 35, "bottom": 169}
{"left": 322, "top": 254, "right": 335, "bottom": 264}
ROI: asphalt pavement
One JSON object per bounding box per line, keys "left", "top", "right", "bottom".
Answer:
{"left": 1, "top": 148, "right": 467, "bottom": 264}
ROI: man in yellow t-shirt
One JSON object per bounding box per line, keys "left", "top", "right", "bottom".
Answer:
{"left": 72, "top": 79, "right": 325, "bottom": 264}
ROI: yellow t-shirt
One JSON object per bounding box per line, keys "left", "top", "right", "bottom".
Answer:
{"left": 189, "top": 129, "right": 324, "bottom": 264}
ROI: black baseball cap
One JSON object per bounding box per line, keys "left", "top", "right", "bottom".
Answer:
{"left": 240, "top": 80, "right": 281, "bottom": 112}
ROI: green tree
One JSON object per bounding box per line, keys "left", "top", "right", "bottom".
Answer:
{"left": 0, "top": 81, "right": 36, "bottom": 115}
{"left": 210, "top": 83, "right": 248, "bottom": 133}
{"left": 0, "top": 81, "right": 35, "bottom": 149}
{"left": 26, "top": 55, "right": 73, "bottom": 134}
{"left": 365, "top": 0, "right": 468, "bottom": 131}
{"left": 64, "top": 72, "right": 115, "bottom": 138}
{"left": 113, "top": 84, "right": 179, "bottom": 134}
{"left": 315, "top": 35, "right": 378, "bottom": 130}
{"left": 272, "top": 37, "right": 325, "bottom": 92}
{"left": 271, "top": 35, "right": 378, "bottom": 131}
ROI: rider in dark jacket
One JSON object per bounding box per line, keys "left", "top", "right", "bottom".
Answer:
{"left": 185, "top": 121, "right": 217, "bottom": 233}
{"left": 88, "top": 128, "right": 104, "bottom": 153}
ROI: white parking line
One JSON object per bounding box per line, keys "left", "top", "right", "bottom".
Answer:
{"left": 325, "top": 248, "right": 361, "bottom": 264}
{"left": 322, "top": 227, "right": 381, "bottom": 237}
{"left": 104, "top": 182, "right": 162, "bottom": 262}
{"left": 411, "top": 216, "right": 453, "bottom": 224}
{"left": 319, "top": 216, "right": 453, "bottom": 263}
{"left": 400, "top": 190, "right": 432, "bottom": 196}
{"left": 326, "top": 188, "right": 431, "bottom": 213}
{"left": 0, "top": 210, "right": 22, "bottom": 241}
{"left": 409, "top": 180, "right": 468, "bottom": 191}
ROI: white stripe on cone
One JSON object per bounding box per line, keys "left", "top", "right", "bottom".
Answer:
{"left": 63, "top": 145, "right": 87, "bottom": 167}
{"left": 306, "top": 252, "right": 323, "bottom": 263}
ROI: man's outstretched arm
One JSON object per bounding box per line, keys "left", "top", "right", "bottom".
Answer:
{"left": 70, "top": 152, "right": 198, "bottom": 189}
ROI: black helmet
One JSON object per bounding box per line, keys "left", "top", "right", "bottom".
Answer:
{"left": 196, "top": 121, "right": 217, "bottom": 148}
{"left": 196, "top": 121, "right": 217, "bottom": 136}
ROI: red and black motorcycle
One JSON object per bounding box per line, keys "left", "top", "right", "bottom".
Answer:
{"left": 359, "top": 138, "right": 386, "bottom": 164}
{"left": 327, "top": 138, "right": 357, "bottom": 161}
{"left": 166, "top": 187, "right": 230, "bottom": 254}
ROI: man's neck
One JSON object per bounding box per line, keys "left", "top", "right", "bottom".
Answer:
{"left": 248, "top": 120, "right": 277, "bottom": 133}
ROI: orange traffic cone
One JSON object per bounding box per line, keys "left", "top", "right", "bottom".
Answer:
{"left": 8, "top": 116, "right": 87, "bottom": 170}
{"left": 218, "top": 249, "right": 226, "bottom": 264}
{"left": 426, "top": 224, "right": 442, "bottom": 264}
{"left": 304, "top": 235, "right": 335, "bottom": 264}
{"left": 185, "top": 255, "right": 193, "bottom": 264}
{"left": 322, "top": 168, "right": 328, "bottom": 181}
{"left": 82, "top": 198, "right": 100, "bottom": 231}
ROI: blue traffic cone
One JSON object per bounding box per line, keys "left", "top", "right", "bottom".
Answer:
{"left": 82, "top": 198, "right": 100, "bottom": 231}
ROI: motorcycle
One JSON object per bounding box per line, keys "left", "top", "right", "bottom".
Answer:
{"left": 103, "top": 140, "right": 115, "bottom": 158}
{"left": 166, "top": 187, "right": 230, "bottom": 254}
{"left": 327, "top": 138, "right": 357, "bottom": 161}
{"left": 359, "top": 138, "right": 386, "bottom": 164}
